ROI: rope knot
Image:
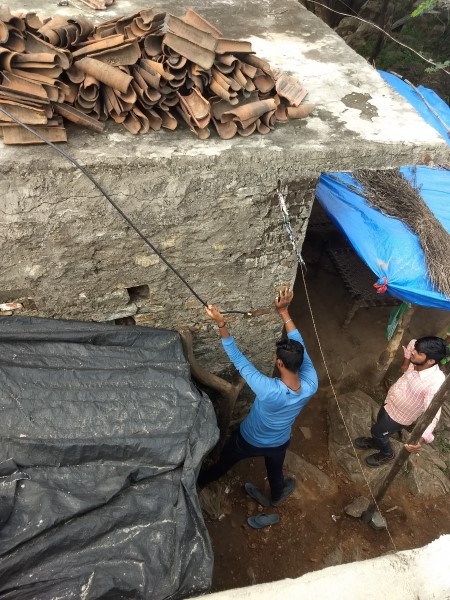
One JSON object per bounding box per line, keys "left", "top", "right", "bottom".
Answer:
{"left": 373, "top": 277, "right": 388, "bottom": 294}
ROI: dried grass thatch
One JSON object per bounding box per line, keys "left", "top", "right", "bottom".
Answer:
{"left": 355, "top": 168, "right": 450, "bottom": 299}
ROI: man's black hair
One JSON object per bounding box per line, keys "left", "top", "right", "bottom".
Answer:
{"left": 276, "top": 338, "right": 304, "bottom": 373}
{"left": 415, "top": 336, "right": 447, "bottom": 364}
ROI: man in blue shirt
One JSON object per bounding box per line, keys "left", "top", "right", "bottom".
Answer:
{"left": 198, "top": 288, "right": 318, "bottom": 506}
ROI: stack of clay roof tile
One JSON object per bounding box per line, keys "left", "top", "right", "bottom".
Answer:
{"left": 0, "top": 6, "right": 315, "bottom": 144}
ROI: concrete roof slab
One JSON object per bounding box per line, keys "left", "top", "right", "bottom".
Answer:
{"left": 3, "top": 0, "right": 449, "bottom": 175}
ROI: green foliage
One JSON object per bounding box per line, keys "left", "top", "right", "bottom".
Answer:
{"left": 357, "top": 38, "right": 418, "bottom": 70}
{"left": 425, "top": 60, "right": 450, "bottom": 72}
{"left": 354, "top": 0, "right": 450, "bottom": 99}
{"left": 412, "top": 0, "right": 440, "bottom": 18}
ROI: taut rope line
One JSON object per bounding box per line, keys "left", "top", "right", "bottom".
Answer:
{"left": 277, "top": 186, "right": 398, "bottom": 552}
{"left": 0, "top": 105, "right": 251, "bottom": 315}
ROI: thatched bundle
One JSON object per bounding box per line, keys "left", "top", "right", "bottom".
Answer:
{"left": 355, "top": 168, "right": 450, "bottom": 299}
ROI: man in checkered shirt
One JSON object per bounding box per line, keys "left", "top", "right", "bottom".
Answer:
{"left": 354, "top": 336, "right": 448, "bottom": 468}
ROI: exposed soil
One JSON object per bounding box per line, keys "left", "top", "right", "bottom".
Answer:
{"left": 204, "top": 208, "right": 450, "bottom": 593}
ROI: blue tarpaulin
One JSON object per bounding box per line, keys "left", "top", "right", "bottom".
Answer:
{"left": 379, "top": 71, "right": 450, "bottom": 144}
{"left": 316, "top": 71, "right": 450, "bottom": 311}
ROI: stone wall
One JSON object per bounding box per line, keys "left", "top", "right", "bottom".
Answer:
{"left": 0, "top": 156, "right": 316, "bottom": 374}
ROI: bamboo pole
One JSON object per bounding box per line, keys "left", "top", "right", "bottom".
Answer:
{"left": 362, "top": 372, "right": 450, "bottom": 523}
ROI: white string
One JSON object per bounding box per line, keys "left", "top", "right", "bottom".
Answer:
{"left": 304, "top": 0, "right": 450, "bottom": 77}
{"left": 389, "top": 71, "right": 450, "bottom": 136}
{"left": 277, "top": 191, "right": 306, "bottom": 267}
{"left": 277, "top": 188, "right": 398, "bottom": 552}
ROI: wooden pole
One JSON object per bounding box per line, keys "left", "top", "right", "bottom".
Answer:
{"left": 362, "top": 372, "right": 450, "bottom": 523}
{"left": 179, "top": 329, "right": 245, "bottom": 456}
{"left": 372, "top": 305, "right": 416, "bottom": 386}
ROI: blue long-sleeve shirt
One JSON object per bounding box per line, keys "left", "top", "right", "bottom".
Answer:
{"left": 221, "top": 329, "right": 318, "bottom": 447}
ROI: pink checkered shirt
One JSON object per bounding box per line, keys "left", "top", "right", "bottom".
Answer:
{"left": 385, "top": 340, "right": 445, "bottom": 443}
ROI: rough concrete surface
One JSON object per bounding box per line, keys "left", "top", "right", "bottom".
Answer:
{"left": 200, "top": 535, "right": 450, "bottom": 600}
{"left": 2, "top": 0, "right": 449, "bottom": 374}
{"left": 5, "top": 0, "right": 449, "bottom": 167}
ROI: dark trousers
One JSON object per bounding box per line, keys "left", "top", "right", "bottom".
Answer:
{"left": 198, "top": 429, "right": 289, "bottom": 501}
{"left": 370, "top": 405, "right": 403, "bottom": 456}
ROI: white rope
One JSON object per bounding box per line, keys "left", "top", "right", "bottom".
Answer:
{"left": 277, "top": 187, "right": 398, "bottom": 552}
{"left": 304, "top": 0, "right": 450, "bottom": 76}
{"left": 389, "top": 71, "right": 450, "bottom": 137}
{"left": 276, "top": 190, "right": 306, "bottom": 268}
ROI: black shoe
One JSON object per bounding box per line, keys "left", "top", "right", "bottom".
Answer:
{"left": 365, "top": 452, "right": 395, "bottom": 468}
{"left": 271, "top": 477, "right": 296, "bottom": 506}
{"left": 354, "top": 437, "right": 378, "bottom": 450}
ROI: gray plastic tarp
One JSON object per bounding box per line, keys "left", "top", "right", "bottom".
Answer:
{"left": 0, "top": 317, "right": 218, "bottom": 599}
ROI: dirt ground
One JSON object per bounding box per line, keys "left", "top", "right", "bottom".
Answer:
{"left": 204, "top": 209, "right": 450, "bottom": 593}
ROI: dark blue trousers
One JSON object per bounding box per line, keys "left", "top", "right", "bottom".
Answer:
{"left": 370, "top": 405, "right": 403, "bottom": 456}
{"left": 198, "top": 428, "right": 289, "bottom": 501}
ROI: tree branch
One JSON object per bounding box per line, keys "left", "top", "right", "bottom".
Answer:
{"left": 179, "top": 329, "right": 245, "bottom": 455}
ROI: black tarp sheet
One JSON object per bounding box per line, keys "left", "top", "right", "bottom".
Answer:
{"left": 0, "top": 317, "right": 219, "bottom": 599}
